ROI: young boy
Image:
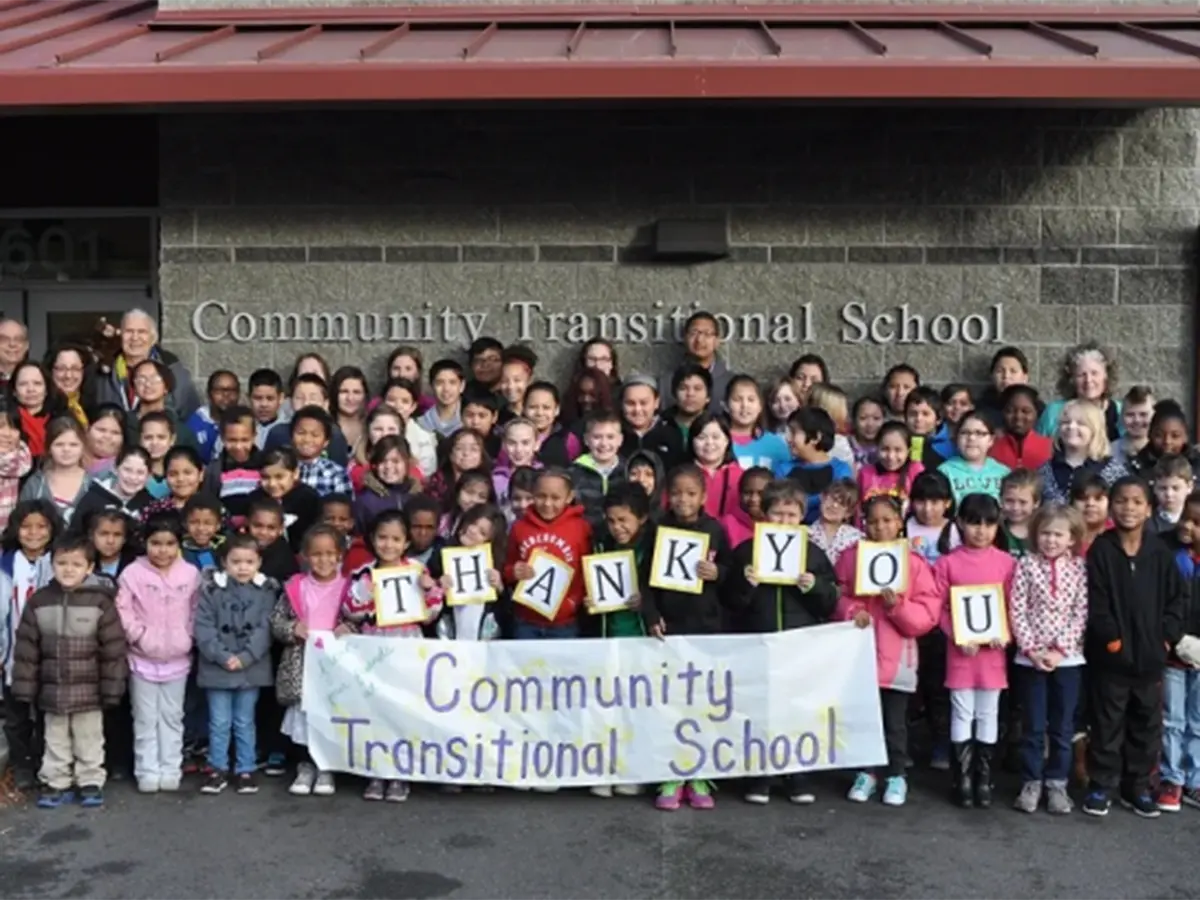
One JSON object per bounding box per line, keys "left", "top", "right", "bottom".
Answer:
{"left": 250, "top": 447, "right": 320, "bottom": 555}
{"left": 1160, "top": 492, "right": 1200, "bottom": 811}
{"left": 462, "top": 388, "right": 503, "bottom": 458}
{"left": 403, "top": 495, "right": 443, "bottom": 568}
{"left": 1112, "top": 386, "right": 1155, "bottom": 469}
{"left": 11, "top": 535, "right": 127, "bottom": 808}
{"left": 904, "top": 387, "right": 954, "bottom": 469}
{"left": 246, "top": 496, "right": 299, "bottom": 583}
{"left": 785, "top": 408, "right": 853, "bottom": 524}
{"left": 140, "top": 412, "right": 178, "bottom": 500}
{"left": 1083, "top": 476, "right": 1188, "bottom": 818}
{"left": 203, "top": 405, "right": 263, "bottom": 525}
{"left": 625, "top": 450, "right": 665, "bottom": 516}
{"left": 187, "top": 369, "right": 241, "bottom": 465}
{"left": 248, "top": 368, "right": 287, "bottom": 448}
{"left": 291, "top": 407, "right": 351, "bottom": 498}
{"left": 183, "top": 493, "right": 226, "bottom": 571}
{"left": 569, "top": 411, "right": 626, "bottom": 533}
{"left": 263, "top": 375, "right": 350, "bottom": 465}
{"left": 467, "top": 336, "right": 505, "bottom": 394}
{"left": 1151, "top": 454, "right": 1194, "bottom": 549}
{"left": 999, "top": 468, "right": 1041, "bottom": 558}
{"left": 420, "top": 359, "right": 465, "bottom": 439}
{"left": 729, "top": 479, "right": 838, "bottom": 805}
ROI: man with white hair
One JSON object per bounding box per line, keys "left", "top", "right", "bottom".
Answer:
{"left": 93, "top": 309, "right": 201, "bottom": 418}
{"left": 0, "top": 319, "right": 29, "bottom": 390}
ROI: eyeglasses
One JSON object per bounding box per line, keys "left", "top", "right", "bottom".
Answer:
{"left": 0, "top": 336, "right": 27, "bottom": 347}
{"left": 134, "top": 375, "right": 164, "bottom": 387}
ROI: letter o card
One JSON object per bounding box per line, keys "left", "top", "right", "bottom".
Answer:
{"left": 751, "top": 522, "right": 807, "bottom": 585}
{"left": 372, "top": 564, "right": 427, "bottom": 627}
{"left": 649, "top": 527, "right": 710, "bottom": 595}
{"left": 514, "top": 549, "right": 575, "bottom": 621}
{"left": 950, "top": 584, "right": 1010, "bottom": 646}
{"left": 442, "top": 545, "right": 497, "bottom": 607}
{"left": 854, "top": 541, "right": 910, "bottom": 595}
{"left": 583, "top": 551, "right": 638, "bottom": 614}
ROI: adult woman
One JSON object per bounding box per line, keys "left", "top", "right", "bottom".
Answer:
{"left": 45, "top": 343, "right": 92, "bottom": 427}
{"left": 562, "top": 368, "right": 615, "bottom": 426}
{"left": 126, "top": 359, "right": 197, "bottom": 449}
{"left": 8, "top": 360, "right": 66, "bottom": 459}
{"left": 1036, "top": 399, "right": 1127, "bottom": 505}
{"left": 331, "top": 366, "right": 369, "bottom": 459}
{"left": 1036, "top": 342, "right": 1122, "bottom": 442}
{"left": 93, "top": 309, "right": 201, "bottom": 418}
{"left": 384, "top": 346, "right": 433, "bottom": 414}
{"left": 288, "top": 352, "right": 331, "bottom": 391}
{"left": 575, "top": 338, "right": 620, "bottom": 386}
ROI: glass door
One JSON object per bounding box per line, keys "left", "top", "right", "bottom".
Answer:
{"left": 0, "top": 290, "right": 22, "bottom": 325}
{"left": 25, "top": 287, "right": 157, "bottom": 358}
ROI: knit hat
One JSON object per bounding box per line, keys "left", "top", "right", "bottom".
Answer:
{"left": 622, "top": 373, "right": 658, "bottom": 395}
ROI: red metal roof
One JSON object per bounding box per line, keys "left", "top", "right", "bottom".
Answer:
{"left": 4, "top": 0, "right": 1200, "bottom": 104}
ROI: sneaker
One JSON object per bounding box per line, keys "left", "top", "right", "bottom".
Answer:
{"left": 36, "top": 788, "right": 73, "bottom": 809}
{"left": 744, "top": 779, "right": 771, "bottom": 805}
{"left": 137, "top": 778, "right": 160, "bottom": 794}
{"left": 613, "top": 784, "right": 644, "bottom": 797}
{"left": 882, "top": 776, "right": 908, "bottom": 807}
{"left": 847, "top": 772, "right": 877, "bottom": 803}
{"left": 656, "top": 781, "right": 685, "bottom": 811}
{"left": 289, "top": 763, "right": 317, "bottom": 796}
{"left": 1013, "top": 781, "right": 1042, "bottom": 814}
{"left": 1155, "top": 782, "right": 1183, "bottom": 813}
{"left": 78, "top": 785, "right": 104, "bottom": 808}
{"left": 1045, "top": 780, "right": 1072, "bottom": 815}
{"left": 385, "top": 781, "right": 410, "bottom": 803}
{"left": 263, "top": 753, "right": 288, "bottom": 777}
{"left": 363, "top": 779, "right": 386, "bottom": 801}
{"left": 929, "top": 742, "right": 951, "bottom": 772}
{"left": 200, "top": 771, "right": 228, "bottom": 795}
{"left": 1183, "top": 786, "right": 1200, "bottom": 809}
{"left": 313, "top": 771, "right": 336, "bottom": 796}
{"left": 1120, "top": 790, "right": 1161, "bottom": 818}
{"left": 686, "top": 780, "right": 715, "bottom": 810}
{"left": 589, "top": 785, "right": 614, "bottom": 798}
{"left": 1082, "top": 789, "right": 1111, "bottom": 817}
{"left": 236, "top": 773, "right": 259, "bottom": 795}
{"left": 785, "top": 774, "right": 816, "bottom": 805}
{"left": 159, "top": 777, "right": 181, "bottom": 793}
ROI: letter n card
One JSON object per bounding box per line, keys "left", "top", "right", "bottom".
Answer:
{"left": 950, "top": 584, "right": 1010, "bottom": 646}
{"left": 372, "top": 564, "right": 427, "bottom": 627}
{"left": 442, "top": 545, "right": 497, "bottom": 607}
{"left": 649, "top": 527, "right": 709, "bottom": 595}
{"left": 513, "top": 549, "right": 575, "bottom": 620}
{"left": 583, "top": 551, "right": 638, "bottom": 613}
{"left": 854, "top": 541, "right": 910, "bottom": 595}
{"left": 751, "top": 522, "right": 807, "bottom": 585}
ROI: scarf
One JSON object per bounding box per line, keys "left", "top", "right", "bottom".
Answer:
{"left": 18, "top": 407, "right": 47, "bottom": 458}
{"left": 65, "top": 392, "right": 87, "bottom": 428}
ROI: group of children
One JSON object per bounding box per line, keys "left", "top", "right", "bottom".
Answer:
{"left": 0, "top": 325, "right": 1197, "bottom": 822}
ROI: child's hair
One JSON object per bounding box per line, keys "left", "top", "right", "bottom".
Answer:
{"left": 863, "top": 494, "right": 904, "bottom": 519}
{"left": 1000, "top": 467, "right": 1043, "bottom": 504}
{"left": 535, "top": 466, "right": 574, "bottom": 495}
{"left": 369, "top": 434, "right": 414, "bottom": 481}
{"left": 43, "top": 416, "right": 86, "bottom": 467}
{"left": 289, "top": 372, "right": 329, "bottom": 401}
{"left": 509, "top": 465, "right": 540, "bottom": 499}
{"left": 462, "top": 387, "right": 501, "bottom": 417}
{"left": 1186, "top": 490, "right": 1200, "bottom": 515}
{"left": 138, "top": 410, "right": 175, "bottom": 437}
{"left": 1110, "top": 474, "right": 1152, "bottom": 504}
{"left": 724, "top": 374, "right": 767, "bottom": 435}
{"left": 262, "top": 446, "right": 299, "bottom": 471}
{"left": 688, "top": 412, "right": 735, "bottom": 466}
{"left": 563, "top": 368, "right": 615, "bottom": 422}
{"left": 387, "top": 345, "right": 424, "bottom": 382}
{"left": 583, "top": 409, "right": 623, "bottom": 435}
{"left": 742, "top": 465, "right": 773, "bottom": 486}
{"left": 851, "top": 395, "right": 886, "bottom": 439}
{"left": 1029, "top": 503, "right": 1085, "bottom": 555}
{"left": 957, "top": 492, "right": 1002, "bottom": 526}
{"left": 302, "top": 523, "right": 343, "bottom": 555}
{"left": 990, "top": 346, "right": 1029, "bottom": 375}
{"left": 525, "top": 380, "right": 561, "bottom": 406}
{"left": 163, "top": 445, "right": 204, "bottom": 475}
{"left": 762, "top": 479, "right": 807, "bottom": 514}
{"left": 1153, "top": 453, "right": 1194, "bottom": 483}
{"left": 807, "top": 383, "right": 849, "bottom": 432}
{"left": 2, "top": 499, "right": 61, "bottom": 552}
{"left": 88, "top": 509, "right": 128, "bottom": 539}
{"left": 604, "top": 482, "right": 651, "bottom": 520}
{"left": 143, "top": 510, "right": 185, "bottom": 544}
{"left": 455, "top": 502, "right": 507, "bottom": 561}
{"left": 789, "top": 353, "right": 830, "bottom": 383}
{"left": 183, "top": 493, "right": 224, "bottom": 524}
{"left": 382, "top": 377, "right": 419, "bottom": 408}
{"left": 1001, "top": 384, "right": 1041, "bottom": 411}
{"left": 367, "top": 509, "right": 407, "bottom": 558}
{"left": 904, "top": 385, "right": 942, "bottom": 418}
{"left": 504, "top": 416, "right": 537, "bottom": 440}
{"left": 765, "top": 376, "right": 800, "bottom": 430}
{"left": 670, "top": 363, "right": 713, "bottom": 399}
{"left": 402, "top": 494, "right": 441, "bottom": 525}
{"left": 246, "top": 496, "right": 284, "bottom": 525}
{"left": 940, "top": 383, "right": 972, "bottom": 413}
{"left": 874, "top": 421, "right": 912, "bottom": 473}
{"left": 787, "top": 407, "right": 836, "bottom": 453}
{"left": 1056, "top": 399, "right": 1109, "bottom": 459}
{"left": 116, "top": 445, "right": 153, "bottom": 471}
{"left": 1150, "top": 400, "right": 1190, "bottom": 438}
{"left": 883, "top": 363, "right": 920, "bottom": 391}
{"left": 1124, "top": 384, "right": 1155, "bottom": 406}
{"left": 290, "top": 405, "right": 333, "bottom": 440}
{"left": 823, "top": 477, "right": 860, "bottom": 511}
{"left": 667, "top": 462, "right": 705, "bottom": 493}
{"left": 438, "top": 428, "right": 491, "bottom": 480}
{"left": 910, "top": 469, "right": 955, "bottom": 515}
{"left": 429, "top": 358, "right": 465, "bottom": 382}
{"left": 1069, "top": 471, "right": 1109, "bottom": 502}
{"left": 223, "top": 532, "right": 260, "bottom": 559}
{"left": 452, "top": 468, "right": 498, "bottom": 511}
{"left": 957, "top": 410, "right": 996, "bottom": 439}
{"left": 288, "top": 354, "right": 331, "bottom": 391}
{"left": 218, "top": 404, "right": 254, "bottom": 434}
{"left": 52, "top": 532, "right": 95, "bottom": 564}
{"left": 248, "top": 368, "right": 284, "bottom": 393}
{"left": 320, "top": 493, "right": 353, "bottom": 515}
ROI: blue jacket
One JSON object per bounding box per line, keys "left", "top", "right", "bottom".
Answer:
{"left": 186, "top": 405, "right": 221, "bottom": 464}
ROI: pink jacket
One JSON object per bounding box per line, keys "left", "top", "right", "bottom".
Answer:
{"left": 720, "top": 505, "right": 755, "bottom": 549}
{"left": 701, "top": 462, "right": 743, "bottom": 520}
{"left": 934, "top": 546, "right": 1016, "bottom": 690}
{"left": 857, "top": 461, "right": 924, "bottom": 511}
{"left": 835, "top": 547, "right": 940, "bottom": 693}
{"left": 1009, "top": 552, "right": 1088, "bottom": 663}
{"left": 116, "top": 556, "right": 201, "bottom": 683}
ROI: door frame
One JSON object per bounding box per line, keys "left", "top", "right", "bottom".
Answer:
{"left": 24, "top": 284, "right": 157, "bottom": 359}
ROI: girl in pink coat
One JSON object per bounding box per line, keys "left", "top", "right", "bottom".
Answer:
{"left": 933, "top": 493, "right": 1016, "bottom": 810}
{"left": 836, "top": 495, "right": 940, "bottom": 808}
{"left": 115, "top": 511, "right": 201, "bottom": 794}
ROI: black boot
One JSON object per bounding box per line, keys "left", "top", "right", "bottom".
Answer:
{"left": 974, "top": 741, "right": 995, "bottom": 809}
{"left": 951, "top": 741, "right": 974, "bottom": 808}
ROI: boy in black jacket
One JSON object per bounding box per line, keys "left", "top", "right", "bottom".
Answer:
{"left": 1083, "top": 476, "right": 1188, "bottom": 818}
{"left": 727, "top": 479, "right": 838, "bottom": 806}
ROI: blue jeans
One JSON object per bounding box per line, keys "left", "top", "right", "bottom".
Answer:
{"left": 1162, "top": 668, "right": 1200, "bottom": 789}
{"left": 1019, "top": 665, "right": 1081, "bottom": 782}
{"left": 513, "top": 621, "right": 579, "bottom": 640}
{"left": 207, "top": 688, "right": 260, "bottom": 775}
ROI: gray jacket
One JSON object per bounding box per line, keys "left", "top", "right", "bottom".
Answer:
{"left": 192, "top": 570, "right": 277, "bottom": 690}
{"left": 18, "top": 471, "right": 93, "bottom": 529}
{"left": 92, "top": 348, "right": 202, "bottom": 420}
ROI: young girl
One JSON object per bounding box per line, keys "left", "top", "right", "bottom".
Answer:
{"left": 343, "top": 510, "right": 442, "bottom": 802}
{"left": 940, "top": 384, "right": 974, "bottom": 430}
{"left": 991, "top": 385, "right": 1052, "bottom": 471}
{"left": 426, "top": 430, "right": 488, "bottom": 507}
{"left": 725, "top": 376, "right": 791, "bottom": 476}
{"left": 384, "top": 346, "right": 434, "bottom": 415}
{"left": 688, "top": 412, "right": 743, "bottom": 520}
{"left": 0, "top": 499, "right": 58, "bottom": 790}
{"left": 1070, "top": 473, "right": 1111, "bottom": 553}
{"left": 499, "top": 346, "right": 536, "bottom": 419}
{"left": 10, "top": 360, "right": 64, "bottom": 460}
{"left": 882, "top": 364, "right": 920, "bottom": 420}
{"left": 377, "top": 382, "right": 437, "bottom": 479}
{"left": 850, "top": 395, "right": 885, "bottom": 471}
{"left": 1038, "top": 399, "right": 1127, "bottom": 505}
{"left": 808, "top": 479, "right": 862, "bottom": 566}
{"left": 492, "top": 418, "right": 542, "bottom": 510}
{"left": 506, "top": 466, "right": 539, "bottom": 526}
{"left": 1009, "top": 503, "right": 1088, "bottom": 815}
{"left": 562, "top": 367, "right": 615, "bottom": 425}
{"left": 115, "top": 511, "right": 201, "bottom": 794}
{"left": 766, "top": 377, "right": 801, "bottom": 434}
{"left": 439, "top": 469, "right": 496, "bottom": 539}
{"left": 0, "top": 404, "right": 32, "bottom": 533}
{"left": 524, "top": 382, "right": 582, "bottom": 467}
{"left": 253, "top": 448, "right": 321, "bottom": 555}
{"left": 352, "top": 435, "right": 418, "bottom": 536}
{"left": 138, "top": 412, "right": 177, "bottom": 500}
{"left": 86, "top": 406, "right": 127, "bottom": 474}
{"left": 837, "top": 495, "right": 940, "bottom": 807}
{"left": 143, "top": 446, "right": 206, "bottom": 519}
{"left": 639, "top": 464, "right": 731, "bottom": 811}
{"left": 19, "top": 417, "right": 92, "bottom": 528}
{"left": 939, "top": 412, "right": 1010, "bottom": 504}
{"left": 721, "top": 466, "right": 771, "bottom": 551}
{"left": 432, "top": 502, "right": 506, "bottom": 642}
{"left": 933, "top": 493, "right": 1016, "bottom": 810}
{"left": 999, "top": 468, "right": 1041, "bottom": 557}
{"left": 858, "top": 421, "right": 923, "bottom": 518}
{"left": 808, "top": 383, "right": 856, "bottom": 472}
{"left": 90, "top": 509, "right": 136, "bottom": 581}
{"left": 271, "top": 524, "right": 351, "bottom": 798}
{"left": 72, "top": 446, "right": 154, "bottom": 536}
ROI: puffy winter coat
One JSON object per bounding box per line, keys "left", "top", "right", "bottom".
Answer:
{"left": 193, "top": 570, "right": 278, "bottom": 690}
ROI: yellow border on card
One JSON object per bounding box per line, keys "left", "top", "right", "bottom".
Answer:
{"left": 373, "top": 563, "right": 428, "bottom": 627}
{"left": 442, "top": 544, "right": 497, "bottom": 607}
{"left": 854, "top": 540, "right": 910, "bottom": 595}
{"left": 583, "top": 550, "right": 638, "bottom": 613}
{"left": 751, "top": 522, "right": 808, "bottom": 586}
{"left": 949, "top": 583, "right": 1010, "bottom": 646}
{"left": 513, "top": 548, "right": 575, "bottom": 620}
{"left": 649, "top": 526, "right": 710, "bottom": 596}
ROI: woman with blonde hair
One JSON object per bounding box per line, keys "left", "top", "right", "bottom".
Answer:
{"left": 807, "top": 383, "right": 856, "bottom": 472}
{"left": 1036, "top": 399, "right": 1127, "bottom": 504}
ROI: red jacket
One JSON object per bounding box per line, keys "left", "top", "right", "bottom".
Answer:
{"left": 990, "top": 432, "right": 1052, "bottom": 472}
{"left": 504, "top": 504, "right": 592, "bottom": 627}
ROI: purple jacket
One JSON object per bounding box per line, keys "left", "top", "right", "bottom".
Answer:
{"left": 353, "top": 477, "right": 414, "bottom": 535}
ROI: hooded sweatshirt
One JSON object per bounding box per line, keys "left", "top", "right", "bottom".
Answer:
{"left": 727, "top": 537, "right": 838, "bottom": 634}
{"left": 115, "top": 555, "right": 201, "bottom": 683}
{"left": 720, "top": 505, "right": 756, "bottom": 550}
{"left": 621, "top": 418, "right": 685, "bottom": 474}
{"left": 623, "top": 449, "right": 666, "bottom": 513}
{"left": 990, "top": 431, "right": 1053, "bottom": 471}
{"left": 504, "top": 504, "right": 592, "bottom": 627}
{"left": 570, "top": 453, "right": 626, "bottom": 534}
{"left": 639, "top": 510, "right": 731, "bottom": 636}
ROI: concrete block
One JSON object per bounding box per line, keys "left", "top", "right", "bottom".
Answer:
{"left": 1118, "top": 209, "right": 1199, "bottom": 246}
{"left": 963, "top": 266, "right": 1040, "bottom": 306}
{"left": 883, "top": 208, "right": 962, "bottom": 246}
{"left": 1118, "top": 268, "right": 1194, "bottom": 305}
{"left": 1042, "top": 209, "right": 1118, "bottom": 248}
{"left": 1122, "top": 130, "right": 1198, "bottom": 168}
{"left": 961, "top": 208, "right": 1041, "bottom": 247}
{"left": 996, "top": 305, "right": 1080, "bottom": 345}
{"left": 1078, "top": 169, "right": 1160, "bottom": 207}
{"left": 1040, "top": 267, "right": 1117, "bottom": 305}
{"left": 1042, "top": 129, "right": 1121, "bottom": 166}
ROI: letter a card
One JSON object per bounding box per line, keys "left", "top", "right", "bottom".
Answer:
{"left": 442, "top": 545, "right": 497, "bottom": 607}
{"left": 854, "top": 541, "right": 910, "bottom": 595}
{"left": 649, "top": 526, "right": 710, "bottom": 595}
{"left": 513, "top": 549, "right": 575, "bottom": 620}
{"left": 751, "top": 522, "right": 807, "bottom": 585}
{"left": 950, "top": 584, "right": 1009, "bottom": 646}
{"left": 372, "top": 563, "right": 427, "bottom": 627}
{"left": 583, "top": 550, "right": 638, "bottom": 614}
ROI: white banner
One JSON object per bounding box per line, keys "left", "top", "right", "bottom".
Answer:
{"left": 302, "top": 623, "right": 886, "bottom": 787}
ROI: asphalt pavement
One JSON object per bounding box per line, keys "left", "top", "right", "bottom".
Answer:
{"left": 2, "top": 763, "right": 1196, "bottom": 900}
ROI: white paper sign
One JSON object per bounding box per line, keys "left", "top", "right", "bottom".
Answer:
{"left": 583, "top": 551, "right": 638, "bottom": 613}
{"left": 752, "top": 523, "right": 807, "bottom": 585}
{"left": 649, "top": 527, "right": 710, "bottom": 595}
{"left": 513, "top": 549, "right": 575, "bottom": 621}
{"left": 373, "top": 564, "right": 427, "bottom": 627}
{"left": 854, "top": 541, "right": 910, "bottom": 595}
{"left": 442, "top": 546, "right": 497, "bottom": 606}
{"left": 950, "top": 584, "right": 1010, "bottom": 646}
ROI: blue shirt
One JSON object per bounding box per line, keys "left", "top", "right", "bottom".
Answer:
{"left": 732, "top": 431, "right": 794, "bottom": 477}
{"left": 937, "top": 456, "right": 1011, "bottom": 503}
{"left": 786, "top": 457, "right": 854, "bottom": 523}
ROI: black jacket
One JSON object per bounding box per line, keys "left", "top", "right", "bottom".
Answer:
{"left": 640, "top": 512, "right": 731, "bottom": 636}
{"left": 1086, "top": 529, "right": 1188, "bottom": 679}
{"left": 247, "top": 483, "right": 321, "bottom": 555}
{"left": 569, "top": 455, "right": 627, "bottom": 536}
{"left": 70, "top": 478, "right": 154, "bottom": 537}
{"left": 621, "top": 420, "right": 685, "bottom": 475}
{"left": 259, "top": 537, "right": 300, "bottom": 583}
{"left": 725, "top": 538, "right": 839, "bottom": 634}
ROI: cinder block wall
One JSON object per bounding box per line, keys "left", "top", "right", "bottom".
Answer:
{"left": 159, "top": 107, "right": 1197, "bottom": 399}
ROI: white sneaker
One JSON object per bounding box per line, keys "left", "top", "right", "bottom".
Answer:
{"left": 159, "top": 777, "right": 181, "bottom": 792}
{"left": 613, "top": 784, "right": 644, "bottom": 797}
{"left": 137, "top": 777, "right": 160, "bottom": 794}
{"left": 313, "top": 771, "right": 336, "bottom": 796}
{"left": 289, "top": 763, "right": 317, "bottom": 796}
{"left": 589, "top": 785, "right": 613, "bottom": 798}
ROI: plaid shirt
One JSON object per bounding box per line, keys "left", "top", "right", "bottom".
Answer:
{"left": 299, "top": 457, "right": 351, "bottom": 498}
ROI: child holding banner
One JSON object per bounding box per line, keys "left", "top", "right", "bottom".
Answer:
{"left": 835, "top": 495, "right": 940, "bottom": 807}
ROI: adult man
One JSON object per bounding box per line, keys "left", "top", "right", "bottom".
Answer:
{"left": 93, "top": 309, "right": 201, "bottom": 418}
{"left": 658, "top": 311, "right": 730, "bottom": 414}
{"left": 0, "top": 319, "right": 29, "bottom": 391}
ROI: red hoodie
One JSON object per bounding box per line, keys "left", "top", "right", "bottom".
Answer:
{"left": 504, "top": 504, "right": 592, "bottom": 627}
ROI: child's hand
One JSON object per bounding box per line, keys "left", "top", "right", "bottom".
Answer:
{"left": 649, "top": 620, "right": 667, "bottom": 641}
{"left": 419, "top": 573, "right": 435, "bottom": 592}
{"left": 486, "top": 568, "right": 502, "bottom": 589}
{"left": 853, "top": 610, "right": 871, "bottom": 629}
{"left": 1042, "top": 649, "right": 1063, "bottom": 670}
{"left": 797, "top": 572, "right": 815, "bottom": 592}
{"left": 989, "top": 639, "right": 1004, "bottom": 650}
{"left": 743, "top": 565, "right": 759, "bottom": 588}
{"left": 225, "top": 656, "right": 242, "bottom": 671}
{"left": 697, "top": 560, "right": 718, "bottom": 582}
{"left": 439, "top": 574, "right": 453, "bottom": 591}
{"left": 513, "top": 562, "right": 535, "bottom": 581}
{"left": 333, "top": 623, "right": 352, "bottom": 637}
{"left": 962, "top": 644, "right": 980, "bottom": 657}
{"left": 294, "top": 621, "right": 309, "bottom": 640}
{"left": 627, "top": 592, "right": 641, "bottom": 610}
{"left": 880, "top": 587, "right": 899, "bottom": 609}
